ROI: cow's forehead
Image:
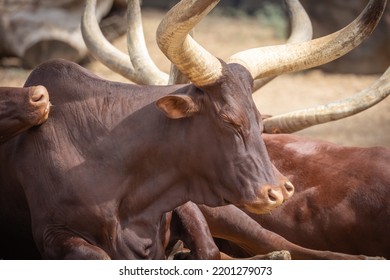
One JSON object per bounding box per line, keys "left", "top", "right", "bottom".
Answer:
{"left": 201, "top": 64, "right": 253, "bottom": 101}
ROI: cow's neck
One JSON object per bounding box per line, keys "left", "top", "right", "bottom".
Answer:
{"left": 58, "top": 89, "right": 194, "bottom": 258}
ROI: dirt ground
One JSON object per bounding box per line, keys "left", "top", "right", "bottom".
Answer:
{"left": 1, "top": 9, "right": 389, "bottom": 147}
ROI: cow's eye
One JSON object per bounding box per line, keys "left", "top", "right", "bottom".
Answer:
{"left": 219, "top": 112, "right": 248, "bottom": 143}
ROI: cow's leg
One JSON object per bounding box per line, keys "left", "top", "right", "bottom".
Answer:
{"left": 199, "top": 205, "right": 381, "bottom": 260}
{"left": 40, "top": 229, "right": 111, "bottom": 260}
{"left": 168, "top": 202, "right": 220, "bottom": 260}
{"left": 168, "top": 203, "right": 290, "bottom": 260}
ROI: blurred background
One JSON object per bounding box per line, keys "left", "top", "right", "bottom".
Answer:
{"left": 1, "top": 0, "right": 389, "bottom": 72}
{"left": 0, "top": 0, "right": 389, "bottom": 147}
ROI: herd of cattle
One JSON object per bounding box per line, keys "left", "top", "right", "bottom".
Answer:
{"left": 0, "top": 0, "right": 389, "bottom": 260}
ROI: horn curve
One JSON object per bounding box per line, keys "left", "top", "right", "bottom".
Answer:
{"left": 253, "top": 0, "right": 313, "bottom": 90}
{"left": 81, "top": 0, "right": 168, "bottom": 85}
{"left": 263, "top": 66, "right": 390, "bottom": 133}
{"left": 126, "top": 0, "right": 169, "bottom": 84}
{"left": 156, "top": 0, "right": 223, "bottom": 87}
{"left": 228, "top": 0, "right": 387, "bottom": 80}
{"left": 284, "top": 0, "right": 313, "bottom": 44}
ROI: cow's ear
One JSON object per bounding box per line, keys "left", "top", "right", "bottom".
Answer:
{"left": 156, "top": 94, "right": 200, "bottom": 119}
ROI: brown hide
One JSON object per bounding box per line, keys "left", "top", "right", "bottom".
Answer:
{"left": 166, "top": 202, "right": 220, "bottom": 260}
{"left": 0, "top": 86, "right": 50, "bottom": 143}
{"left": 198, "top": 203, "right": 384, "bottom": 260}
{"left": 254, "top": 133, "right": 390, "bottom": 258}
{"left": 0, "top": 59, "right": 291, "bottom": 259}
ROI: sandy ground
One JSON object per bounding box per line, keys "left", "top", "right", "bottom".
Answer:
{"left": 0, "top": 9, "right": 388, "bottom": 147}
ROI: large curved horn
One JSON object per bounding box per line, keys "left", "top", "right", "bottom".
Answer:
{"left": 263, "top": 66, "right": 390, "bottom": 133}
{"left": 167, "top": 0, "right": 313, "bottom": 88}
{"left": 81, "top": 0, "right": 168, "bottom": 85}
{"left": 168, "top": 31, "right": 195, "bottom": 85}
{"left": 253, "top": 0, "right": 313, "bottom": 90}
{"left": 126, "top": 0, "right": 169, "bottom": 84}
{"left": 156, "top": 0, "right": 223, "bottom": 87}
{"left": 284, "top": 0, "right": 313, "bottom": 44}
{"left": 228, "top": 0, "right": 387, "bottom": 80}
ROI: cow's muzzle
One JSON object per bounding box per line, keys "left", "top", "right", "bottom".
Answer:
{"left": 243, "top": 180, "right": 294, "bottom": 214}
{"left": 29, "top": 85, "right": 50, "bottom": 125}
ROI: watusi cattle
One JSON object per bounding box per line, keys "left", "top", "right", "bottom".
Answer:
{"left": 165, "top": 0, "right": 389, "bottom": 260}
{"left": 167, "top": 80, "right": 389, "bottom": 260}
{"left": 0, "top": 0, "right": 386, "bottom": 259}
{"left": 166, "top": 67, "right": 390, "bottom": 260}
{"left": 0, "top": 0, "right": 295, "bottom": 259}
{"left": 163, "top": 0, "right": 390, "bottom": 259}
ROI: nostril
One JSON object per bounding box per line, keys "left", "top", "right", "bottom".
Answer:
{"left": 268, "top": 189, "right": 279, "bottom": 202}
{"left": 284, "top": 181, "right": 294, "bottom": 193}
{"left": 30, "top": 86, "right": 48, "bottom": 103}
{"left": 31, "top": 92, "right": 44, "bottom": 103}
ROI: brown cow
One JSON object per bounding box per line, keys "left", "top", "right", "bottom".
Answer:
{"left": 0, "top": 59, "right": 292, "bottom": 258}
{"left": 166, "top": 67, "right": 390, "bottom": 259}
{"left": 164, "top": 0, "right": 389, "bottom": 260}
{"left": 0, "top": 86, "right": 50, "bottom": 143}
{"left": 258, "top": 134, "right": 390, "bottom": 258}
{"left": 0, "top": 0, "right": 385, "bottom": 259}
{"left": 0, "top": 0, "right": 296, "bottom": 259}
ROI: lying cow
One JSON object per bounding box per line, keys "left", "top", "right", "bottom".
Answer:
{"left": 163, "top": 0, "right": 389, "bottom": 260}
{"left": 0, "top": 0, "right": 296, "bottom": 259}
{"left": 256, "top": 134, "right": 390, "bottom": 258}
{"left": 0, "top": 54, "right": 293, "bottom": 258}
{"left": 0, "top": 86, "right": 50, "bottom": 143}
{"left": 0, "top": 0, "right": 385, "bottom": 259}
